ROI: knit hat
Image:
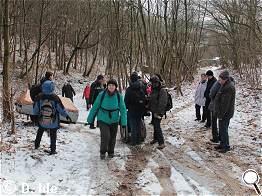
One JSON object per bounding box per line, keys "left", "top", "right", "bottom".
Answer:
{"left": 97, "top": 74, "right": 104, "bottom": 81}
{"left": 150, "top": 75, "right": 160, "bottom": 83}
{"left": 107, "top": 78, "right": 118, "bottom": 88}
{"left": 206, "top": 70, "right": 213, "bottom": 76}
{"left": 219, "top": 70, "right": 230, "bottom": 80}
{"left": 45, "top": 71, "right": 53, "bottom": 79}
{"left": 42, "top": 81, "right": 55, "bottom": 95}
{"left": 130, "top": 72, "right": 139, "bottom": 83}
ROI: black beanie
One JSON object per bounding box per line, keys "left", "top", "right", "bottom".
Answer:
{"left": 45, "top": 71, "right": 53, "bottom": 79}
{"left": 97, "top": 74, "right": 104, "bottom": 81}
{"left": 206, "top": 70, "right": 214, "bottom": 76}
{"left": 107, "top": 78, "right": 118, "bottom": 88}
{"left": 131, "top": 72, "right": 139, "bottom": 83}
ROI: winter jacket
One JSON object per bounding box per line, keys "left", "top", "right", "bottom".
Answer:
{"left": 124, "top": 81, "right": 146, "bottom": 117}
{"left": 194, "top": 80, "right": 207, "bottom": 106}
{"left": 214, "top": 80, "right": 236, "bottom": 119}
{"left": 89, "top": 80, "right": 106, "bottom": 105}
{"left": 83, "top": 85, "right": 91, "bottom": 99}
{"left": 87, "top": 90, "right": 127, "bottom": 126}
{"left": 149, "top": 86, "right": 168, "bottom": 116}
{"left": 208, "top": 81, "right": 221, "bottom": 111}
{"left": 204, "top": 76, "right": 217, "bottom": 103}
{"left": 33, "top": 81, "right": 69, "bottom": 129}
{"left": 62, "top": 84, "right": 76, "bottom": 98}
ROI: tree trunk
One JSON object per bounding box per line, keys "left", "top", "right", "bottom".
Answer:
{"left": 2, "top": 0, "right": 11, "bottom": 123}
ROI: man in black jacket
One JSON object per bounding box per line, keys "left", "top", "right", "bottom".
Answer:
{"left": 214, "top": 70, "right": 235, "bottom": 153}
{"left": 149, "top": 75, "right": 167, "bottom": 149}
{"left": 125, "top": 72, "right": 146, "bottom": 145}
{"left": 62, "top": 80, "right": 76, "bottom": 102}
{"left": 203, "top": 70, "right": 217, "bottom": 128}
{"left": 89, "top": 74, "right": 106, "bottom": 129}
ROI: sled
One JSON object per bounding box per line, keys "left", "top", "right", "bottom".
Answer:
{"left": 15, "top": 90, "right": 79, "bottom": 123}
{"left": 120, "top": 119, "right": 146, "bottom": 143}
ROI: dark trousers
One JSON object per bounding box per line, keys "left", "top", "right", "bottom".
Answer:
{"left": 129, "top": 115, "right": 142, "bottom": 145}
{"left": 211, "top": 111, "right": 219, "bottom": 141}
{"left": 85, "top": 98, "right": 90, "bottom": 110}
{"left": 35, "top": 127, "right": 57, "bottom": 152}
{"left": 152, "top": 115, "right": 164, "bottom": 145}
{"left": 219, "top": 118, "right": 231, "bottom": 149}
{"left": 205, "top": 100, "right": 211, "bottom": 126}
{"left": 99, "top": 121, "right": 118, "bottom": 155}
{"left": 195, "top": 104, "right": 206, "bottom": 120}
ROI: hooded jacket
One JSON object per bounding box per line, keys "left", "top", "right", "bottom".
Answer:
{"left": 33, "top": 81, "right": 68, "bottom": 129}
{"left": 195, "top": 80, "right": 207, "bottom": 106}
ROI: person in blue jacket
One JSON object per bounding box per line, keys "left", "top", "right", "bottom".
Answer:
{"left": 33, "top": 80, "right": 71, "bottom": 155}
{"left": 87, "top": 79, "right": 127, "bottom": 159}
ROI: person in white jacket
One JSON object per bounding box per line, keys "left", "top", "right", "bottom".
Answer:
{"left": 194, "top": 73, "right": 207, "bottom": 121}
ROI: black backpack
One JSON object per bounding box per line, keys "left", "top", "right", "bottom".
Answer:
{"left": 157, "top": 88, "right": 173, "bottom": 117}
{"left": 165, "top": 91, "right": 173, "bottom": 112}
{"left": 38, "top": 99, "right": 57, "bottom": 126}
{"left": 30, "top": 84, "right": 42, "bottom": 101}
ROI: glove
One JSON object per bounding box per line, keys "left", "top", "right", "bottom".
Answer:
{"left": 154, "top": 113, "right": 162, "bottom": 119}
{"left": 66, "top": 116, "right": 72, "bottom": 123}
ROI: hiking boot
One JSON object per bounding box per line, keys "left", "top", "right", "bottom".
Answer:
{"left": 195, "top": 118, "right": 201, "bottom": 121}
{"left": 44, "top": 149, "right": 57, "bottom": 155}
{"left": 35, "top": 143, "right": 39, "bottom": 150}
{"left": 200, "top": 120, "right": 205, "bottom": 123}
{"left": 108, "top": 154, "right": 114, "bottom": 158}
{"left": 150, "top": 140, "right": 157, "bottom": 145}
{"left": 210, "top": 139, "right": 219, "bottom": 143}
{"left": 100, "top": 154, "right": 106, "bottom": 160}
{"left": 157, "top": 144, "right": 165, "bottom": 149}
{"left": 218, "top": 148, "right": 230, "bottom": 153}
{"left": 214, "top": 145, "right": 222, "bottom": 150}
{"left": 90, "top": 125, "right": 96, "bottom": 129}
{"left": 49, "top": 151, "right": 57, "bottom": 155}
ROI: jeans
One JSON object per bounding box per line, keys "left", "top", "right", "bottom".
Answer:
{"left": 129, "top": 115, "right": 142, "bottom": 145}
{"left": 211, "top": 111, "right": 219, "bottom": 141}
{"left": 99, "top": 121, "right": 118, "bottom": 155}
{"left": 152, "top": 114, "right": 164, "bottom": 145}
{"left": 218, "top": 118, "right": 231, "bottom": 149}
{"left": 35, "top": 128, "right": 57, "bottom": 152}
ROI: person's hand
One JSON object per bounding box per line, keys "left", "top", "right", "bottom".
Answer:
{"left": 66, "top": 116, "right": 72, "bottom": 123}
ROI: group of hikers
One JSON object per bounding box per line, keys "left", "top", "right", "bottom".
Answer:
{"left": 194, "top": 70, "right": 236, "bottom": 153}
{"left": 30, "top": 68, "right": 235, "bottom": 158}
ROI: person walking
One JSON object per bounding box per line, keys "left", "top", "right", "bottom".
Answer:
{"left": 87, "top": 79, "right": 127, "bottom": 159}
{"left": 194, "top": 73, "right": 207, "bottom": 121}
{"left": 214, "top": 70, "right": 236, "bottom": 153}
{"left": 33, "top": 81, "right": 71, "bottom": 155}
{"left": 62, "top": 80, "right": 76, "bottom": 102}
{"left": 125, "top": 72, "right": 146, "bottom": 146}
{"left": 89, "top": 75, "right": 106, "bottom": 129}
{"left": 149, "top": 75, "right": 167, "bottom": 149}
{"left": 203, "top": 70, "right": 217, "bottom": 128}
{"left": 83, "top": 82, "right": 91, "bottom": 111}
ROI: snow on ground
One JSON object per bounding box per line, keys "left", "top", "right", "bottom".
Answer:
{"left": 1, "top": 66, "right": 261, "bottom": 195}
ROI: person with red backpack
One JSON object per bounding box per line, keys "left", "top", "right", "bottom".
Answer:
{"left": 33, "top": 81, "right": 71, "bottom": 155}
{"left": 83, "top": 82, "right": 91, "bottom": 110}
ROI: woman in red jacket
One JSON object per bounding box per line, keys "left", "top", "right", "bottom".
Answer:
{"left": 83, "top": 83, "right": 91, "bottom": 110}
